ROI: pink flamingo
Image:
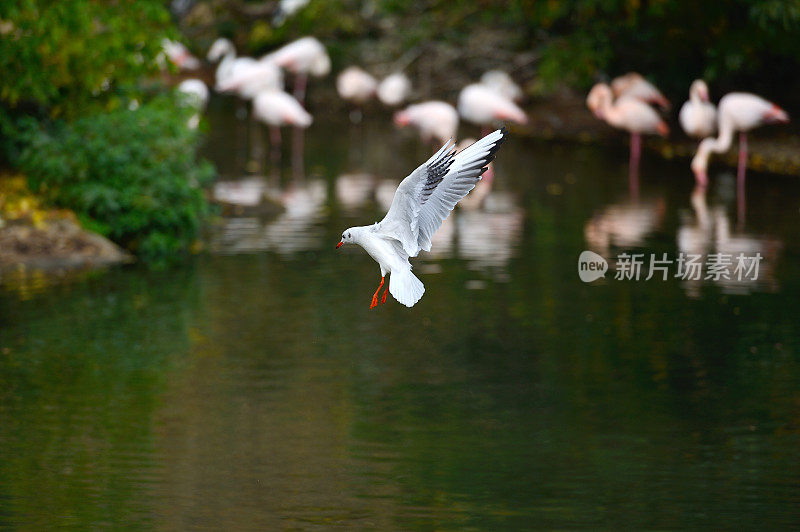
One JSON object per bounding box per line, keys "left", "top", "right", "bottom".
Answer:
{"left": 394, "top": 101, "right": 459, "bottom": 150}
{"left": 161, "top": 39, "right": 200, "bottom": 71}
{"left": 336, "top": 66, "right": 378, "bottom": 122}
{"left": 207, "top": 38, "right": 257, "bottom": 92}
{"left": 691, "top": 93, "right": 790, "bottom": 185}
{"left": 266, "top": 37, "right": 330, "bottom": 104}
{"left": 377, "top": 72, "right": 412, "bottom": 107}
{"left": 457, "top": 83, "right": 527, "bottom": 136}
{"left": 480, "top": 70, "right": 523, "bottom": 102}
{"left": 215, "top": 59, "right": 284, "bottom": 100}
{"left": 252, "top": 90, "right": 313, "bottom": 170}
{"left": 679, "top": 80, "right": 717, "bottom": 139}
{"left": 691, "top": 92, "right": 789, "bottom": 226}
{"left": 587, "top": 83, "right": 669, "bottom": 197}
{"left": 611, "top": 72, "right": 670, "bottom": 110}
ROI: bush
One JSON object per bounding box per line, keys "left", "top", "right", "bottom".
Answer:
{"left": 0, "top": 0, "right": 174, "bottom": 118}
{"left": 17, "top": 95, "right": 214, "bottom": 263}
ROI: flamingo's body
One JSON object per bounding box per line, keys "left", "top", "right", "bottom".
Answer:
{"left": 208, "top": 38, "right": 258, "bottom": 92}
{"left": 394, "top": 101, "right": 459, "bottom": 146}
{"left": 458, "top": 84, "right": 527, "bottom": 133}
{"left": 336, "top": 66, "right": 378, "bottom": 104}
{"left": 611, "top": 72, "right": 670, "bottom": 110}
{"left": 216, "top": 59, "right": 284, "bottom": 100}
{"left": 253, "top": 90, "right": 313, "bottom": 165}
{"left": 267, "top": 37, "right": 330, "bottom": 77}
{"left": 679, "top": 80, "right": 717, "bottom": 139}
{"left": 480, "top": 70, "right": 523, "bottom": 102}
{"left": 588, "top": 83, "right": 669, "bottom": 137}
{"left": 377, "top": 73, "right": 412, "bottom": 107}
{"left": 691, "top": 92, "right": 789, "bottom": 187}
{"left": 253, "top": 91, "right": 312, "bottom": 128}
{"left": 266, "top": 36, "right": 330, "bottom": 102}
{"left": 587, "top": 82, "right": 669, "bottom": 194}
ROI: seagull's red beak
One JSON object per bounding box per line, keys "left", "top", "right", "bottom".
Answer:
{"left": 336, "top": 241, "right": 343, "bottom": 249}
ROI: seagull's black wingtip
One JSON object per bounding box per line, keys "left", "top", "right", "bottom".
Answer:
{"left": 485, "top": 128, "right": 508, "bottom": 159}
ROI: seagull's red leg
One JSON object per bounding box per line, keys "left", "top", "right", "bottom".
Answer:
{"left": 381, "top": 288, "right": 388, "bottom": 304}
{"left": 370, "top": 277, "right": 385, "bottom": 309}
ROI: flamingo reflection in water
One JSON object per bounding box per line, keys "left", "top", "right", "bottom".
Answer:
{"left": 677, "top": 185, "right": 781, "bottom": 297}
{"left": 211, "top": 179, "right": 328, "bottom": 255}
{"left": 584, "top": 198, "right": 667, "bottom": 258}
{"left": 335, "top": 173, "right": 377, "bottom": 212}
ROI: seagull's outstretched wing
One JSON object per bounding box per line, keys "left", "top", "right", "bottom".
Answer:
{"left": 378, "top": 128, "right": 507, "bottom": 257}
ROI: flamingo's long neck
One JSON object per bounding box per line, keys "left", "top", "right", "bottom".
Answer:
{"left": 693, "top": 115, "right": 735, "bottom": 175}
{"left": 218, "top": 46, "right": 236, "bottom": 77}
{"left": 689, "top": 87, "right": 702, "bottom": 107}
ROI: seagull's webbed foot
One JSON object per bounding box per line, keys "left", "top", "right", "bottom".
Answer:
{"left": 370, "top": 276, "right": 385, "bottom": 309}
{"left": 381, "top": 288, "right": 388, "bottom": 305}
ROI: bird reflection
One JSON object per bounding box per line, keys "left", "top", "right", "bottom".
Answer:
{"left": 454, "top": 204, "right": 524, "bottom": 273}
{"left": 677, "top": 185, "right": 781, "bottom": 296}
{"left": 263, "top": 181, "right": 327, "bottom": 254}
{"left": 335, "top": 173, "right": 377, "bottom": 211}
{"left": 213, "top": 177, "right": 269, "bottom": 208}
{"left": 375, "top": 179, "right": 399, "bottom": 213}
{"left": 676, "top": 185, "right": 713, "bottom": 257}
{"left": 424, "top": 193, "right": 523, "bottom": 276}
{"left": 210, "top": 179, "right": 327, "bottom": 255}
{"left": 584, "top": 198, "right": 666, "bottom": 256}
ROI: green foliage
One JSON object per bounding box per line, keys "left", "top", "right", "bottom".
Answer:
{"left": 238, "top": 0, "right": 365, "bottom": 64}
{"left": 191, "top": 0, "right": 800, "bottom": 100}
{"left": 0, "top": 0, "right": 174, "bottom": 118}
{"left": 518, "top": 0, "right": 800, "bottom": 93}
{"left": 1, "top": 1, "right": 216, "bottom": 265}
{"left": 17, "top": 96, "right": 214, "bottom": 263}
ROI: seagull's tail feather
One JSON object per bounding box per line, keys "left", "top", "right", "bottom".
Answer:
{"left": 390, "top": 269, "right": 425, "bottom": 307}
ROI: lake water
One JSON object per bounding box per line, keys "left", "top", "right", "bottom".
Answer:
{"left": 2, "top": 98, "right": 800, "bottom": 529}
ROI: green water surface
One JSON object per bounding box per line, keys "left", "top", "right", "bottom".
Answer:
{"left": 1, "top": 102, "right": 799, "bottom": 529}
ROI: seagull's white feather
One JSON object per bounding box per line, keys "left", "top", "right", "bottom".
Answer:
{"left": 389, "top": 268, "right": 425, "bottom": 307}
{"left": 378, "top": 128, "right": 507, "bottom": 257}
{"left": 338, "top": 129, "right": 507, "bottom": 308}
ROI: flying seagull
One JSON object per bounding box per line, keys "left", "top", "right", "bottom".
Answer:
{"left": 337, "top": 128, "right": 508, "bottom": 308}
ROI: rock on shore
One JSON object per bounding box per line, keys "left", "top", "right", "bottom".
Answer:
{"left": 0, "top": 217, "right": 132, "bottom": 272}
